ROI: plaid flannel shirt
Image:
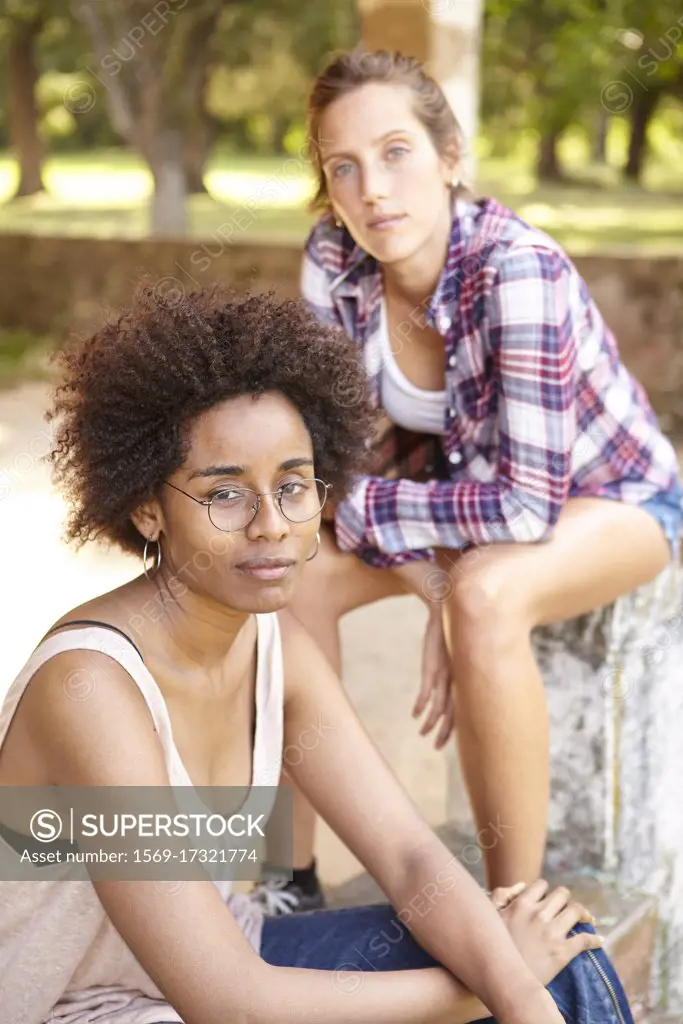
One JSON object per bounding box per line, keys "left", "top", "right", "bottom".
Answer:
{"left": 301, "top": 197, "right": 679, "bottom": 568}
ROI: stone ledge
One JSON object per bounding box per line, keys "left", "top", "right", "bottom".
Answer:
{"left": 0, "top": 233, "right": 681, "bottom": 428}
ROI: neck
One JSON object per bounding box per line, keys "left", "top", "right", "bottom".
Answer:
{"left": 134, "top": 569, "right": 251, "bottom": 673}
{"left": 382, "top": 202, "right": 453, "bottom": 307}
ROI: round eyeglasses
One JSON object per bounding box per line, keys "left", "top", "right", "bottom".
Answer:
{"left": 165, "top": 478, "right": 331, "bottom": 533}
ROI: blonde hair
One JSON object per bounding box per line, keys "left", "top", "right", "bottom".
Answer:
{"left": 306, "top": 48, "right": 467, "bottom": 212}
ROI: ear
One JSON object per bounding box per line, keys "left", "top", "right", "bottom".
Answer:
{"left": 130, "top": 496, "right": 164, "bottom": 544}
{"left": 330, "top": 202, "right": 344, "bottom": 229}
{"left": 440, "top": 137, "right": 461, "bottom": 185}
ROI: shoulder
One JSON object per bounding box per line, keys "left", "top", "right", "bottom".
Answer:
{"left": 447, "top": 197, "right": 568, "bottom": 278}
{"left": 276, "top": 609, "right": 335, "bottom": 702}
{"left": 20, "top": 647, "right": 165, "bottom": 786}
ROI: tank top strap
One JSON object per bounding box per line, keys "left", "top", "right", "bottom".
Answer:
{"left": 1, "top": 615, "right": 285, "bottom": 790}
{"left": 252, "top": 612, "right": 284, "bottom": 787}
{"left": 0, "top": 626, "right": 174, "bottom": 754}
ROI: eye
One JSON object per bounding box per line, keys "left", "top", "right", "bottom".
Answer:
{"left": 386, "top": 144, "right": 409, "bottom": 161}
{"left": 279, "top": 480, "right": 308, "bottom": 498}
{"left": 211, "top": 488, "right": 249, "bottom": 506}
{"left": 331, "top": 160, "right": 353, "bottom": 179}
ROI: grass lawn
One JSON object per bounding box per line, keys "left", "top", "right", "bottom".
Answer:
{"left": 0, "top": 139, "right": 681, "bottom": 254}
{"left": 0, "top": 329, "right": 57, "bottom": 391}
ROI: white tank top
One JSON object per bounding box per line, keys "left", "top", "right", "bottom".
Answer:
{"left": 378, "top": 298, "right": 447, "bottom": 436}
{"left": 0, "top": 615, "right": 284, "bottom": 1024}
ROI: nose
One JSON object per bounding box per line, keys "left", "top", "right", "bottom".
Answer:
{"left": 245, "top": 492, "right": 290, "bottom": 542}
{"left": 360, "top": 161, "right": 389, "bottom": 205}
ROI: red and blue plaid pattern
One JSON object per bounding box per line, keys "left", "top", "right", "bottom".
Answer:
{"left": 302, "top": 197, "right": 680, "bottom": 567}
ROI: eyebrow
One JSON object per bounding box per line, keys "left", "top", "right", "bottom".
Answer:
{"left": 189, "top": 457, "right": 314, "bottom": 480}
{"left": 322, "top": 129, "right": 412, "bottom": 164}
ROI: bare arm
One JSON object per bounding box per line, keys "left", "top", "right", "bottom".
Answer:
{"left": 279, "top": 614, "right": 567, "bottom": 1024}
{"left": 26, "top": 649, "right": 488, "bottom": 1024}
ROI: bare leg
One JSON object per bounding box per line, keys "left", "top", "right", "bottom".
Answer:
{"left": 437, "top": 497, "right": 671, "bottom": 889}
{"left": 444, "top": 584, "right": 549, "bottom": 889}
{"left": 288, "top": 524, "right": 407, "bottom": 868}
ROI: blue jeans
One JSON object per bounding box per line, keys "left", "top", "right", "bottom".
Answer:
{"left": 637, "top": 479, "right": 683, "bottom": 558}
{"left": 260, "top": 904, "right": 633, "bottom": 1023}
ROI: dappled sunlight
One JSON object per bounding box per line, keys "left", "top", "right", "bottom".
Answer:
{"left": 0, "top": 148, "right": 680, "bottom": 251}
{"left": 206, "top": 167, "right": 315, "bottom": 208}
{"left": 45, "top": 165, "right": 151, "bottom": 204}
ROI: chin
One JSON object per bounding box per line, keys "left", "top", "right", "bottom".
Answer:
{"left": 227, "top": 579, "right": 296, "bottom": 615}
{"left": 366, "top": 234, "right": 422, "bottom": 266}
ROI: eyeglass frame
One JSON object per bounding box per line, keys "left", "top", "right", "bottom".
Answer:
{"left": 163, "top": 477, "right": 332, "bottom": 533}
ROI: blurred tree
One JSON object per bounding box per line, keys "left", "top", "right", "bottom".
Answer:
{"left": 207, "top": 0, "right": 357, "bottom": 154}
{"left": 7, "top": 10, "right": 44, "bottom": 194}
{"left": 483, "top": 0, "right": 618, "bottom": 181}
{"left": 482, "top": 0, "right": 683, "bottom": 184}
{"left": 0, "top": 0, "right": 63, "bottom": 196}
{"left": 616, "top": 7, "right": 683, "bottom": 181}
{"left": 73, "top": 0, "right": 228, "bottom": 236}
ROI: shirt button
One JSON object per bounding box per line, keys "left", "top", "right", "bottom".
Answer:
{"left": 439, "top": 316, "right": 452, "bottom": 331}
{"left": 448, "top": 451, "right": 463, "bottom": 465}
{"left": 448, "top": 354, "right": 456, "bottom": 367}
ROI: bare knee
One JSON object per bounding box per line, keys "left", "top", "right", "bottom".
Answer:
{"left": 445, "top": 553, "right": 531, "bottom": 668}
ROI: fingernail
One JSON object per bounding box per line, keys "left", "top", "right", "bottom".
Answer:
{"left": 597, "top": 934, "right": 605, "bottom": 945}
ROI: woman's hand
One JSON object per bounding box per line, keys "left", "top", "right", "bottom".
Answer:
{"left": 491, "top": 879, "right": 603, "bottom": 988}
{"left": 412, "top": 608, "right": 454, "bottom": 749}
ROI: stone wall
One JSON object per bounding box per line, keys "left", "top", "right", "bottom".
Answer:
{"left": 0, "top": 232, "right": 682, "bottom": 430}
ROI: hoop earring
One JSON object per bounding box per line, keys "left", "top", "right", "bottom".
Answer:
{"left": 142, "top": 537, "right": 162, "bottom": 580}
{"left": 306, "top": 531, "right": 321, "bottom": 562}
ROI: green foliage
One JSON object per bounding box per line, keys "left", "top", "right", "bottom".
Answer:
{"left": 482, "top": 0, "right": 683, "bottom": 169}
{"left": 0, "top": 0, "right": 679, "bottom": 181}
{"left": 205, "top": 0, "right": 357, "bottom": 151}
{"left": 0, "top": 327, "right": 55, "bottom": 390}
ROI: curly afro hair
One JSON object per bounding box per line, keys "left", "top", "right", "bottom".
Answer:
{"left": 47, "top": 282, "right": 377, "bottom": 555}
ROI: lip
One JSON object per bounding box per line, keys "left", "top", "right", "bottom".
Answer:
{"left": 235, "top": 558, "right": 296, "bottom": 581}
{"left": 367, "top": 214, "right": 406, "bottom": 231}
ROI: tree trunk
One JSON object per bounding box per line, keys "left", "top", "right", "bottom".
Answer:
{"left": 75, "top": 3, "right": 222, "bottom": 231}
{"left": 592, "top": 109, "right": 608, "bottom": 164}
{"left": 180, "top": 13, "right": 219, "bottom": 194}
{"left": 537, "top": 128, "right": 564, "bottom": 181}
{"left": 624, "top": 88, "right": 661, "bottom": 182}
{"left": 185, "top": 160, "right": 208, "bottom": 195}
{"left": 184, "top": 124, "right": 215, "bottom": 194}
{"left": 150, "top": 131, "right": 189, "bottom": 238}
{"left": 272, "top": 115, "right": 290, "bottom": 156}
{"left": 7, "top": 16, "right": 45, "bottom": 198}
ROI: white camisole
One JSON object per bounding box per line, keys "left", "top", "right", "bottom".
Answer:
{"left": 378, "top": 298, "right": 447, "bottom": 436}
{"left": 0, "top": 615, "right": 284, "bottom": 1024}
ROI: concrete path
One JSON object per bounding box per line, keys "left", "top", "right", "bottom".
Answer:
{"left": 0, "top": 382, "right": 450, "bottom": 888}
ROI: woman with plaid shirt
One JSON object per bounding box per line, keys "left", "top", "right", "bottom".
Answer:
{"left": 288, "top": 49, "right": 683, "bottom": 897}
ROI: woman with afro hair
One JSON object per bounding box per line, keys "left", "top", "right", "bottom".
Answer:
{"left": 0, "top": 284, "right": 633, "bottom": 1024}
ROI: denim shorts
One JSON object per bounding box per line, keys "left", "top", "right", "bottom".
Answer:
{"left": 638, "top": 478, "right": 683, "bottom": 558}
{"left": 259, "top": 904, "right": 633, "bottom": 1023}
